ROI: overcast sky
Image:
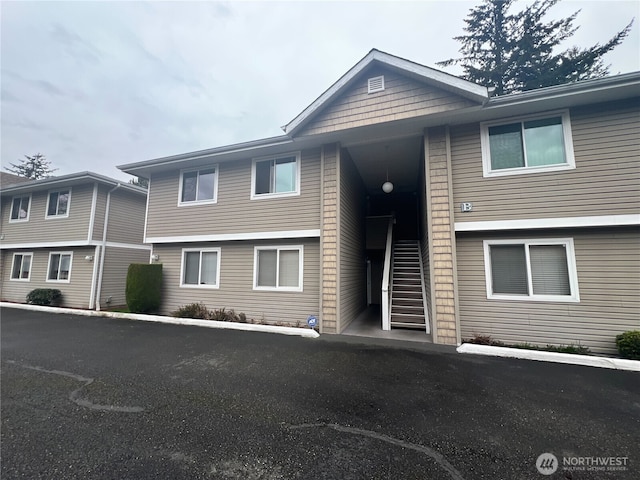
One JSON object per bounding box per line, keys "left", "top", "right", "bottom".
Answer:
{"left": 2, "top": 1, "right": 638, "bottom": 182}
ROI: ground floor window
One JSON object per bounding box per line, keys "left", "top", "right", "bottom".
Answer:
{"left": 11, "top": 253, "right": 33, "bottom": 281}
{"left": 47, "top": 252, "right": 72, "bottom": 282}
{"left": 254, "top": 246, "right": 303, "bottom": 291}
{"left": 483, "top": 238, "right": 579, "bottom": 301}
{"left": 180, "top": 248, "right": 220, "bottom": 288}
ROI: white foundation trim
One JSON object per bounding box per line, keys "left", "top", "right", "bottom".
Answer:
{"left": 146, "top": 229, "right": 321, "bottom": 244}
{"left": 455, "top": 214, "right": 640, "bottom": 232}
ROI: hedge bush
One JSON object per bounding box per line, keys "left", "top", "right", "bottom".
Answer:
{"left": 616, "top": 330, "right": 640, "bottom": 360}
{"left": 125, "top": 263, "right": 162, "bottom": 313}
{"left": 26, "top": 288, "right": 62, "bottom": 306}
{"left": 171, "top": 303, "right": 247, "bottom": 323}
{"left": 171, "top": 302, "right": 210, "bottom": 319}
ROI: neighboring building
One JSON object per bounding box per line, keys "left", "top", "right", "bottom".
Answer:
{"left": 118, "top": 49, "right": 639, "bottom": 354}
{"left": 1, "top": 172, "right": 150, "bottom": 309}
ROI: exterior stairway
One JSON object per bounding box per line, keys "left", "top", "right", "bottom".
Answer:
{"left": 390, "top": 240, "right": 428, "bottom": 330}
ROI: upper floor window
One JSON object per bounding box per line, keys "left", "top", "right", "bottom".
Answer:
{"left": 180, "top": 248, "right": 220, "bottom": 288}
{"left": 254, "top": 245, "right": 303, "bottom": 291}
{"left": 47, "top": 252, "right": 72, "bottom": 282}
{"left": 11, "top": 253, "right": 33, "bottom": 281}
{"left": 483, "top": 238, "right": 579, "bottom": 302}
{"left": 46, "top": 189, "right": 71, "bottom": 218}
{"left": 481, "top": 111, "right": 575, "bottom": 177}
{"left": 10, "top": 195, "right": 31, "bottom": 222}
{"left": 179, "top": 166, "right": 218, "bottom": 205}
{"left": 251, "top": 153, "right": 300, "bottom": 199}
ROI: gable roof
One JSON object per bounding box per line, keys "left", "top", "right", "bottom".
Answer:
{"left": 0, "top": 171, "right": 147, "bottom": 196}
{"left": 0, "top": 172, "right": 31, "bottom": 188}
{"left": 282, "top": 49, "right": 490, "bottom": 136}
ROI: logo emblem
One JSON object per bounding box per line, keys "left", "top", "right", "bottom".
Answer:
{"left": 536, "top": 452, "right": 558, "bottom": 475}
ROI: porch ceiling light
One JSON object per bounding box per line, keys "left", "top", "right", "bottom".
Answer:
{"left": 382, "top": 162, "right": 393, "bottom": 193}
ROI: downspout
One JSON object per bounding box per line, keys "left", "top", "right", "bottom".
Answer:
{"left": 96, "top": 183, "right": 121, "bottom": 311}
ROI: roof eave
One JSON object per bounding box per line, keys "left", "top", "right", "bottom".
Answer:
{"left": 0, "top": 172, "right": 146, "bottom": 196}
{"left": 117, "top": 135, "right": 293, "bottom": 176}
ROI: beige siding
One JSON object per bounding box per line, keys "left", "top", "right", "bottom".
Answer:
{"left": 145, "top": 148, "right": 321, "bottom": 239}
{"left": 451, "top": 99, "right": 640, "bottom": 223}
{"left": 301, "top": 66, "right": 477, "bottom": 136}
{"left": 153, "top": 239, "right": 320, "bottom": 325}
{"left": 100, "top": 246, "right": 150, "bottom": 308}
{"left": 339, "top": 149, "right": 367, "bottom": 332}
{"left": 321, "top": 144, "right": 339, "bottom": 333}
{"left": 92, "top": 185, "right": 108, "bottom": 241}
{"left": 106, "top": 189, "right": 146, "bottom": 244}
{"left": 1, "top": 184, "right": 95, "bottom": 243}
{"left": 456, "top": 228, "right": 640, "bottom": 355}
{"left": 425, "top": 127, "right": 459, "bottom": 345}
{"left": 1, "top": 247, "right": 97, "bottom": 308}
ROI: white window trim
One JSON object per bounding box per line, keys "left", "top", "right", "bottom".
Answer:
{"left": 9, "top": 194, "right": 32, "bottom": 223}
{"left": 177, "top": 165, "right": 219, "bottom": 206}
{"left": 253, "top": 245, "right": 304, "bottom": 292}
{"left": 480, "top": 110, "right": 575, "bottom": 178}
{"left": 483, "top": 238, "right": 580, "bottom": 302}
{"left": 250, "top": 152, "right": 301, "bottom": 200}
{"left": 46, "top": 251, "right": 73, "bottom": 283}
{"left": 179, "top": 247, "right": 221, "bottom": 289}
{"left": 10, "top": 252, "right": 33, "bottom": 281}
{"left": 45, "top": 188, "right": 72, "bottom": 219}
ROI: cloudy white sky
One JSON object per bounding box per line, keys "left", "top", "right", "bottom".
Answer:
{"left": 2, "top": 1, "right": 638, "bottom": 182}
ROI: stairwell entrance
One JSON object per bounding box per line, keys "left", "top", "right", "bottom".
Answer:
{"left": 338, "top": 135, "right": 431, "bottom": 338}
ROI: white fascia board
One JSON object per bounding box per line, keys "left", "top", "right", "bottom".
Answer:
{"left": 455, "top": 214, "right": 640, "bottom": 232}
{"left": 104, "top": 242, "right": 152, "bottom": 251}
{"left": 146, "top": 229, "right": 321, "bottom": 244}
{"left": 0, "top": 240, "right": 99, "bottom": 250}
{"left": 283, "top": 49, "right": 488, "bottom": 136}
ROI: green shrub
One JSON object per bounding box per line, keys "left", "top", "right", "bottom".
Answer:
{"left": 616, "top": 330, "right": 640, "bottom": 360}
{"left": 26, "top": 288, "right": 62, "bottom": 306}
{"left": 125, "top": 263, "right": 162, "bottom": 313}
{"left": 171, "top": 303, "right": 210, "bottom": 319}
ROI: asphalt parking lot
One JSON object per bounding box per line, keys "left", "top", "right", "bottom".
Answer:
{"left": 2, "top": 307, "right": 639, "bottom": 479}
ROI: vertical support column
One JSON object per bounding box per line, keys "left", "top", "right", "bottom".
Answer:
{"left": 425, "top": 127, "right": 460, "bottom": 345}
{"left": 320, "top": 143, "right": 339, "bottom": 333}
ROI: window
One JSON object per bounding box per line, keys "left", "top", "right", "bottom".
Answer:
{"left": 481, "top": 111, "right": 575, "bottom": 176}
{"left": 10, "top": 253, "right": 33, "bottom": 281}
{"left": 47, "top": 252, "right": 72, "bottom": 282}
{"left": 179, "top": 166, "right": 218, "bottom": 205}
{"left": 46, "top": 189, "right": 71, "bottom": 218}
{"left": 483, "top": 239, "right": 579, "bottom": 302}
{"left": 180, "top": 248, "right": 220, "bottom": 288}
{"left": 252, "top": 153, "right": 300, "bottom": 199}
{"left": 254, "top": 246, "right": 303, "bottom": 291}
{"left": 10, "top": 195, "right": 31, "bottom": 222}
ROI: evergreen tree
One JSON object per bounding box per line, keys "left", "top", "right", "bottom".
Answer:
{"left": 439, "top": 0, "right": 633, "bottom": 95}
{"left": 6, "top": 153, "right": 57, "bottom": 180}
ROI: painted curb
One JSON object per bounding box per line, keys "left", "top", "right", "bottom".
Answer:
{"left": 0, "top": 302, "right": 320, "bottom": 339}
{"left": 457, "top": 343, "right": 640, "bottom": 372}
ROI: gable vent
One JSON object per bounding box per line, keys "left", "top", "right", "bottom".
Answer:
{"left": 367, "top": 75, "right": 385, "bottom": 94}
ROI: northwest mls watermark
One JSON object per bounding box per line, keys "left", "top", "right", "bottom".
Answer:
{"left": 536, "top": 452, "right": 630, "bottom": 475}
